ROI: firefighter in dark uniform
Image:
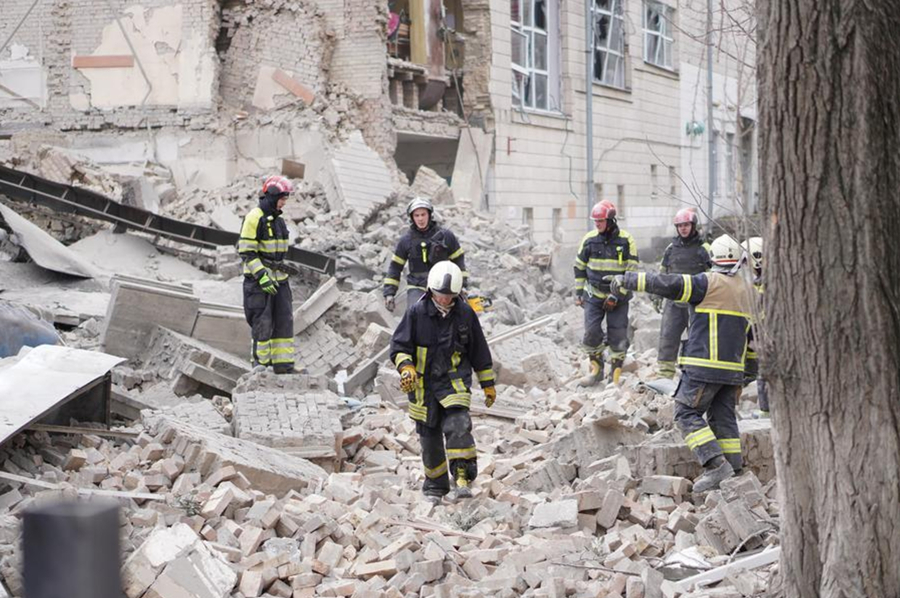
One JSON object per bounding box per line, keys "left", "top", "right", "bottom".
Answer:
{"left": 741, "top": 236, "right": 768, "bottom": 416}
{"left": 238, "top": 175, "right": 295, "bottom": 374}
{"left": 383, "top": 197, "right": 468, "bottom": 312}
{"left": 656, "top": 208, "right": 711, "bottom": 378}
{"left": 606, "top": 235, "right": 755, "bottom": 492}
{"left": 390, "top": 261, "right": 495, "bottom": 505}
{"left": 575, "top": 200, "right": 640, "bottom": 386}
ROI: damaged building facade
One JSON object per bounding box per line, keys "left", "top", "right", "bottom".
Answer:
{"left": 0, "top": 0, "right": 756, "bottom": 258}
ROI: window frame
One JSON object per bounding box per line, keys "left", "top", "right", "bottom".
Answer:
{"left": 511, "top": 0, "right": 558, "bottom": 112}
{"left": 591, "top": 0, "right": 628, "bottom": 90}
{"left": 642, "top": 1, "right": 675, "bottom": 71}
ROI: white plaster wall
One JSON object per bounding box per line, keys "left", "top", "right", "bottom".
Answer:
{"left": 75, "top": 4, "right": 216, "bottom": 110}
{"left": 484, "top": 0, "right": 758, "bottom": 263}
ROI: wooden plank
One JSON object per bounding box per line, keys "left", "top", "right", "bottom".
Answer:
{"left": 675, "top": 547, "right": 781, "bottom": 591}
{"left": 72, "top": 55, "right": 134, "bottom": 69}
{"left": 271, "top": 69, "right": 315, "bottom": 104}
{"left": 0, "top": 471, "right": 165, "bottom": 502}
{"left": 28, "top": 424, "right": 139, "bottom": 440}
{"left": 386, "top": 519, "right": 484, "bottom": 541}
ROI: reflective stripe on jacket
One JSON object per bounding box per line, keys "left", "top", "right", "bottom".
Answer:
{"left": 238, "top": 204, "right": 290, "bottom": 282}
{"left": 390, "top": 296, "right": 494, "bottom": 425}
{"left": 574, "top": 225, "right": 639, "bottom": 299}
{"left": 624, "top": 270, "right": 755, "bottom": 384}
{"left": 383, "top": 223, "right": 467, "bottom": 296}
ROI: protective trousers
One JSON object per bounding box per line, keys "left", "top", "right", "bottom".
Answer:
{"left": 242, "top": 277, "right": 295, "bottom": 371}
{"left": 417, "top": 407, "right": 477, "bottom": 497}
{"left": 673, "top": 373, "right": 742, "bottom": 472}
{"left": 581, "top": 297, "right": 629, "bottom": 361}
{"left": 657, "top": 300, "right": 692, "bottom": 375}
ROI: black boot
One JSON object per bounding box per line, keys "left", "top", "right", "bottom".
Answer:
{"left": 693, "top": 456, "right": 735, "bottom": 493}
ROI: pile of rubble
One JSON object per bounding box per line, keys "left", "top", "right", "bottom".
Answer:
{"left": 0, "top": 349, "right": 779, "bottom": 598}
{"left": 0, "top": 100, "right": 779, "bottom": 598}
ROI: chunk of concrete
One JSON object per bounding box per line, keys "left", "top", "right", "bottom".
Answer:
{"left": 101, "top": 280, "right": 200, "bottom": 359}
{"left": 293, "top": 277, "right": 340, "bottom": 335}
{"left": 147, "top": 416, "right": 326, "bottom": 495}
{"left": 528, "top": 499, "right": 578, "bottom": 529}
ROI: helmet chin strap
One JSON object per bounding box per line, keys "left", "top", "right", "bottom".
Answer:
{"left": 431, "top": 296, "right": 455, "bottom": 317}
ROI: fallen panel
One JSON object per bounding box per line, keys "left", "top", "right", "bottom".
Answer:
{"left": 100, "top": 279, "right": 200, "bottom": 360}
{"left": 0, "top": 203, "right": 98, "bottom": 278}
{"left": 0, "top": 345, "right": 123, "bottom": 446}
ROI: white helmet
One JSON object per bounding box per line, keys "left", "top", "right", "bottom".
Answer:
{"left": 741, "top": 237, "right": 763, "bottom": 271}
{"left": 427, "top": 261, "right": 463, "bottom": 295}
{"left": 709, "top": 234, "right": 744, "bottom": 268}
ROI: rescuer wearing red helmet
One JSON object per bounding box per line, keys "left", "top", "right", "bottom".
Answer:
{"left": 573, "top": 200, "right": 640, "bottom": 386}
{"left": 655, "top": 207, "right": 712, "bottom": 378}
{"left": 237, "top": 175, "right": 296, "bottom": 373}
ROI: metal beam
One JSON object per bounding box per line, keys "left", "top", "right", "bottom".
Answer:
{"left": 0, "top": 164, "right": 336, "bottom": 275}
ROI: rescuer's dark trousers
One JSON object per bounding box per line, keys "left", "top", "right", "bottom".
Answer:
{"left": 417, "top": 406, "right": 477, "bottom": 497}
{"left": 674, "top": 373, "right": 742, "bottom": 473}
{"left": 243, "top": 277, "right": 295, "bottom": 372}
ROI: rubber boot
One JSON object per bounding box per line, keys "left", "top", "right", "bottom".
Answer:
{"left": 578, "top": 358, "right": 605, "bottom": 387}
{"left": 423, "top": 493, "right": 442, "bottom": 506}
{"left": 609, "top": 359, "right": 624, "bottom": 385}
{"left": 692, "top": 456, "right": 735, "bottom": 493}
{"left": 453, "top": 466, "right": 472, "bottom": 499}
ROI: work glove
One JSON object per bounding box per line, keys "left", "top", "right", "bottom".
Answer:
{"left": 574, "top": 294, "right": 584, "bottom": 308}
{"left": 483, "top": 386, "right": 496, "bottom": 408}
{"left": 258, "top": 272, "right": 279, "bottom": 295}
{"left": 603, "top": 274, "right": 625, "bottom": 297}
{"left": 399, "top": 364, "right": 417, "bottom": 393}
{"left": 651, "top": 295, "right": 664, "bottom": 314}
{"left": 602, "top": 295, "right": 618, "bottom": 312}
{"left": 384, "top": 296, "right": 395, "bottom": 312}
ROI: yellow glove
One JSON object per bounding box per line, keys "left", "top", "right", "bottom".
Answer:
{"left": 483, "top": 386, "right": 496, "bottom": 408}
{"left": 399, "top": 365, "right": 417, "bottom": 393}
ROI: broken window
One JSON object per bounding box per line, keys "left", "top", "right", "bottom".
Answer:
{"left": 592, "top": 0, "right": 626, "bottom": 89}
{"left": 643, "top": 1, "right": 674, "bottom": 70}
{"left": 510, "top": 0, "right": 556, "bottom": 111}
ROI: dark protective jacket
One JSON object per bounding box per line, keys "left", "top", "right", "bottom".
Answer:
{"left": 238, "top": 195, "right": 291, "bottom": 282}
{"left": 623, "top": 271, "right": 755, "bottom": 384}
{"left": 383, "top": 222, "right": 467, "bottom": 297}
{"left": 661, "top": 232, "right": 711, "bottom": 275}
{"left": 574, "top": 223, "right": 639, "bottom": 300}
{"left": 390, "top": 295, "right": 494, "bottom": 427}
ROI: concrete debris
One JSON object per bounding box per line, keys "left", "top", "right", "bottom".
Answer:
{"left": 0, "top": 3, "right": 779, "bottom": 593}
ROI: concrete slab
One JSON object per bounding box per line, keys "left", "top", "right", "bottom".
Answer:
{"left": 100, "top": 280, "right": 200, "bottom": 360}
{"left": 0, "top": 345, "right": 123, "bottom": 446}
{"left": 191, "top": 306, "right": 251, "bottom": 358}
{"left": 0, "top": 203, "right": 98, "bottom": 278}
{"left": 293, "top": 277, "right": 340, "bottom": 335}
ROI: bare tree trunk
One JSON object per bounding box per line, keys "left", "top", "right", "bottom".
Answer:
{"left": 758, "top": 0, "right": 900, "bottom": 596}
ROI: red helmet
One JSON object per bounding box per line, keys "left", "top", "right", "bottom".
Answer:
{"left": 262, "top": 175, "right": 294, "bottom": 196}
{"left": 673, "top": 207, "right": 699, "bottom": 226}
{"left": 591, "top": 200, "right": 616, "bottom": 221}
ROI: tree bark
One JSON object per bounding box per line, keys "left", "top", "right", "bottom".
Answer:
{"left": 758, "top": 0, "right": 900, "bottom": 596}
